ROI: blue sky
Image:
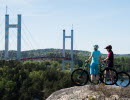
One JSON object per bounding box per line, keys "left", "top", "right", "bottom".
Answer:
{"left": 0, "top": 0, "right": 130, "bottom": 54}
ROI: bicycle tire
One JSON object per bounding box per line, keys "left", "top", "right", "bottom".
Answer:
{"left": 116, "top": 72, "right": 130, "bottom": 87}
{"left": 100, "top": 67, "right": 118, "bottom": 85}
{"left": 71, "top": 69, "right": 89, "bottom": 86}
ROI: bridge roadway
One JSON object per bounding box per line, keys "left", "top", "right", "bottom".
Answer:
{"left": 20, "top": 56, "right": 71, "bottom": 60}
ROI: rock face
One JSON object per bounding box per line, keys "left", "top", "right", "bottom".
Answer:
{"left": 46, "top": 85, "right": 93, "bottom": 100}
{"left": 46, "top": 85, "right": 130, "bottom": 100}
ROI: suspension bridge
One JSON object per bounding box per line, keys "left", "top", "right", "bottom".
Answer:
{"left": 0, "top": 8, "right": 74, "bottom": 71}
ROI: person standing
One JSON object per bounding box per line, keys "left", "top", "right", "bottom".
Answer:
{"left": 103, "top": 45, "right": 114, "bottom": 83}
{"left": 86, "top": 45, "right": 102, "bottom": 81}
{"left": 103, "top": 45, "right": 114, "bottom": 67}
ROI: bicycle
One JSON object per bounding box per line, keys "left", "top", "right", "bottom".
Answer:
{"left": 71, "top": 62, "right": 118, "bottom": 86}
{"left": 115, "top": 64, "right": 130, "bottom": 87}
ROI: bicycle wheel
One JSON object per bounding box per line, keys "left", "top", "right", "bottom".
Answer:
{"left": 116, "top": 72, "right": 130, "bottom": 87}
{"left": 100, "top": 67, "right": 118, "bottom": 85}
{"left": 71, "top": 69, "right": 89, "bottom": 86}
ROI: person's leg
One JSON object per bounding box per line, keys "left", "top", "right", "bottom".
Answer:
{"left": 91, "top": 64, "right": 99, "bottom": 84}
{"left": 95, "top": 64, "right": 99, "bottom": 80}
{"left": 95, "top": 74, "right": 99, "bottom": 82}
{"left": 109, "top": 69, "right": 114, "bottom": 82}
{"left": 108, "top": 63, "right": 114, "bottom": 82}
{"left": 90, "top": 63, "right": 95, "bottom": 81}
{"left": 91, "top": 74, "right": 94, "bottom": 80}
{"left": 104, "top": 70, "right": 107, "bottom": 83}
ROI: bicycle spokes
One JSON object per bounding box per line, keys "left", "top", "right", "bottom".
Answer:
{"left": 101, "top": 68, "right": 118, "bottom": 85}
{"left": 116, "top": 72, "right": 130, "bottom": 87}
{"left": 71, "top": 69, "right": 89, "bottom": 86}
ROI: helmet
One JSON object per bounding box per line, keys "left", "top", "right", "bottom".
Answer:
{"left": 105, "top": 45, "right": 112, "bottom": 49}
{"left": 93, "top": 45, "right": 99, "bottom": 49}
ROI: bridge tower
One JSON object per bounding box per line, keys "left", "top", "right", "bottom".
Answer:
{"left": 62, "top": 29, "right": 74, "bottom": 71}
{"left": 5, "top": 14, "right": 21, "bottom": 60}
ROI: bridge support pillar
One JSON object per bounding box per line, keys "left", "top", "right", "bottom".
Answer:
{"left": 5, "top": 14, "right": 21, "bottom": 60}
{"left": 62, "top": 29, "right": 74, "bottom": 72}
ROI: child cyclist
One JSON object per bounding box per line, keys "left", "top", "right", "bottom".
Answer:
{"left": 86, "top": 45, "right": 102, "bottom": 81}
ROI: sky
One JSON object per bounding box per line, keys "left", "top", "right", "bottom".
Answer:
{"left": 0, "top": 0, "right": 130, "bottom": 54}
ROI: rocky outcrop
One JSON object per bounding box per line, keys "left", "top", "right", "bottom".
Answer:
{"left": 46, "top": 85, "right": 130, "bottom": 100}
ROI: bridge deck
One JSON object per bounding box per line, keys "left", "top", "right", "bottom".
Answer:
{"left": 20, "top": 56, "right": 71, "bottom": 60}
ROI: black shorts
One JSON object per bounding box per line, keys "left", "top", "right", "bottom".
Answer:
{"left": 107, "top": 61, "right": 113, "bottom": 68}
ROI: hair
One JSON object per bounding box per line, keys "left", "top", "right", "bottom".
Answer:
{"left": 107, "top": 48, "right": 112, "bottom": 52}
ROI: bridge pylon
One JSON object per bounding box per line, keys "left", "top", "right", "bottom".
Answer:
{"left": 5, "top": 14, "right": 21, "bottom": 60}
{"left": 62, "top": 29, "right": 74, "bottom": 71}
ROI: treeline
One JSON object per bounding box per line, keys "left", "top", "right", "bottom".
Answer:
{"left": 0, "top": 49, "right": 90, "bottom": 59}
{"left": 0, "top": 49, "right": 129, "bottom": 71}
{"left": 0, "top": 60, "right": 73, "bottom": 100}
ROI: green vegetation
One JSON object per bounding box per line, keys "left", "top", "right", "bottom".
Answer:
{"left": 0, "top": 60, "right": 73, "bottom": 100}
{"left": 0, "top": 49, "right": 129, "bottom": 99}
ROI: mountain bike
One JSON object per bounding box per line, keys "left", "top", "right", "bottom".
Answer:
{"left": 115, "top": 64, "right": 130, "bottom": 87}
{"left": 71, "top": 62, "right": 118, "bottom": 86}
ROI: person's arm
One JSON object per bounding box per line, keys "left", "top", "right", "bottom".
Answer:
{"left": 87, "top": 55, "right": 93, "bottom": 62}
{"left": 103, "top": 57, "right": 109, "bottom": 61}
{"left": 86, "top": 52, "right": 94, "bottom": 62}
{"left": 103, "top": 52, "right": 110, "bottom": 61}
{"left": 85, "top": 52, "right": 94, "bottom": 62}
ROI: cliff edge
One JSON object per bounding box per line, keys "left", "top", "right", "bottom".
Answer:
{"left": 46, "top": 84, "right": 130, "bottom": 100}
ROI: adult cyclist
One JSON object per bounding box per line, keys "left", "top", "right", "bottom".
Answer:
{"left": 103, "top": 45, "right": 114, "bottom": 68}
{"left": 103, "top": 45, "right": 114, "bottom": 82}
{"left": 86, "top": 45, "right": 102, "bottom": 81}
